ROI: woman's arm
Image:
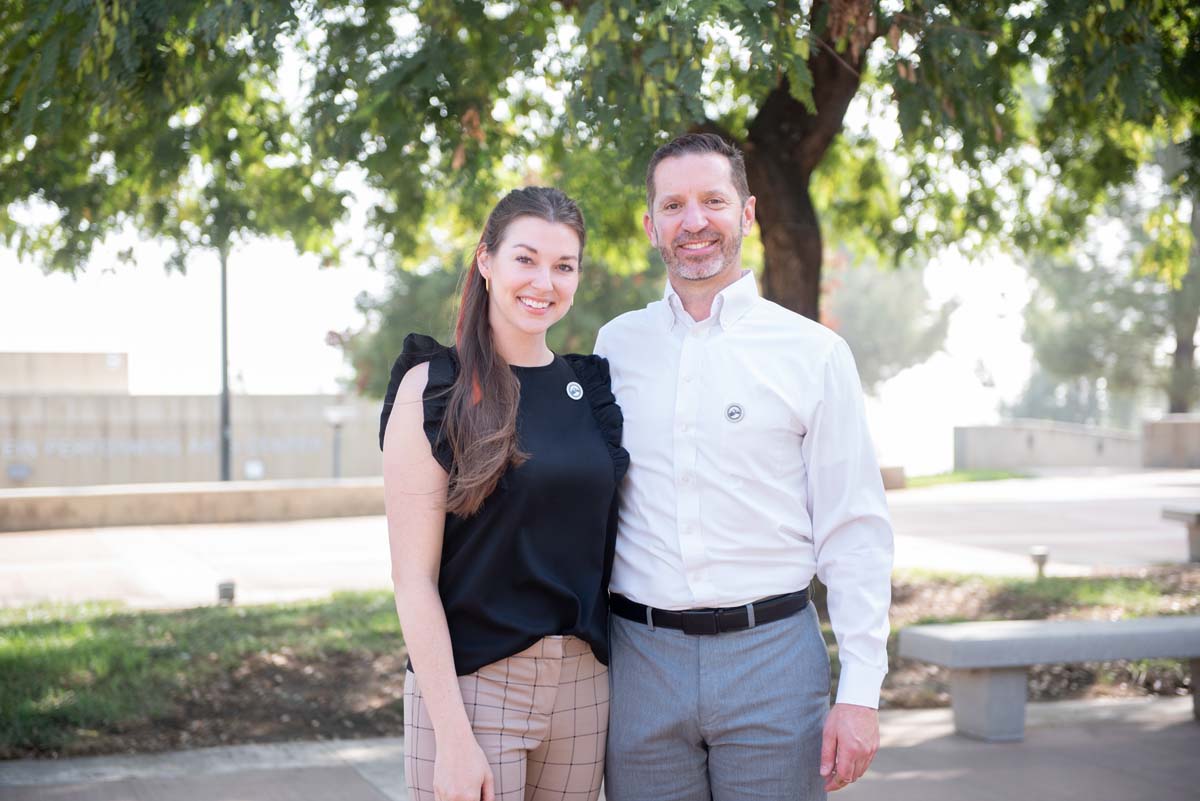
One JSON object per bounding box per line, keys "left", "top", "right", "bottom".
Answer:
{"left": 383, "top": 361, "right": 494, "bottom": 801}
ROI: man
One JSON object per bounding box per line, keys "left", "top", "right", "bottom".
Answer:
{"left": 594, "top": 133, "right": 893, "bottom": 800}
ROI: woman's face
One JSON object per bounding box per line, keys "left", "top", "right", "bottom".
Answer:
{"left": 478, "top": 215, "right": 581, "bottom": 338}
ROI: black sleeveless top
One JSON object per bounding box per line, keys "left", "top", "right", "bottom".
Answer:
{"left": 379, "top": 333, "right": 629, "bottom": 675}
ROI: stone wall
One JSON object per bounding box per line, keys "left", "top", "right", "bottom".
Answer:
{"left": 0, "top": 394, "right": 383, "bottom": 488}
{"left": 1142, "top": 415, "right": 1200, "bottom": 468}
{"left": 953, "top": 419, "right": 1141, "bottom": 471}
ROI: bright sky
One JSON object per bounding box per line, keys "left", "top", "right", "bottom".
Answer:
{"left": 1, "top": 235, "right": 386, "bottom": 397}
{"left": 866, "top": 252, "right": 1032, "bottom": 475}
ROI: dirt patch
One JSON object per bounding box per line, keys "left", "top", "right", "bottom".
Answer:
{"left": 21, "top": 650, "right": 409, "bottom": 760}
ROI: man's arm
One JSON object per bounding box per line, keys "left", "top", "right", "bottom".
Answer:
{"left": 801, "top": 338, "right": 894, "bottom": 790}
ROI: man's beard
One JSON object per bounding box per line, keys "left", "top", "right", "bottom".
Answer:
{"left": 659, "top": 228, "right": 743, "bottom": 281}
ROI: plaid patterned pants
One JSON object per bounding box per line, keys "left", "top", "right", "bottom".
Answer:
{"left": 404, "top": 635, "right": 608, "bottom": 801}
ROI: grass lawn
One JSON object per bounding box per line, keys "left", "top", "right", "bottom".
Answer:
{"left": 903, "top": 470, "right": 1029, "bottom": 488}
{"left": 0, "top": 592, "right": 406, "bottom": 759}
{"left": 2, "top": 567, "right": 1196, "bottom": 759}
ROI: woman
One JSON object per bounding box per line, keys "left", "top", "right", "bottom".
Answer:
{"left": 379, "top": 187, "right": 627, "bottom": 801}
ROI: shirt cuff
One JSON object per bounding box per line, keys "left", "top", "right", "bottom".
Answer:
{"left": 834, "top": 660, "right": 886, "bottom": 708}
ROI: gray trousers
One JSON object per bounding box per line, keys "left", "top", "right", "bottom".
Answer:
{"left": 605, "top": 602, "right": 830, "bottom": 801}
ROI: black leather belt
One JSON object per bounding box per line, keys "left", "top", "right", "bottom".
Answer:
{"left": 610, "top": 589, "right": 809, "bottom": 635}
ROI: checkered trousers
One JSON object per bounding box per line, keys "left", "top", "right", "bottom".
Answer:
{"left": 404, "top": 635, "right": 608, "bottom": 801}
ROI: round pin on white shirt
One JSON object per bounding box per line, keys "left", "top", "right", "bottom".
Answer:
{"left": 566, "top": 381, "right": 584, "bottom": 401}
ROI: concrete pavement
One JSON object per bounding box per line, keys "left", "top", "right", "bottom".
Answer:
{"left": 3, "top": 469, "right": 1198, "bottom": 608}
{"left": 2, "top": 697, "right": 1195, "bottom": 800}
{"left": 843, "top": 696, "right": 1200, "bottom": 801}
{"left": 0, "top": 516, "right": 394, "bottom": 608}
{"left": 888, "top": 468, "right": 1200, "bottom": 569}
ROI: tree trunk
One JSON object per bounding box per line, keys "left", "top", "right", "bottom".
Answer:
{"left": 1167, "top": 199, "right": 1200, "bottom": 413}
{"left": 1168, "top": 282, "right": 1197, "bottom": 413}
{"left": 741, "top": 1, "right": 876, "bottom": 319}
{"left": 745, "top": 117, "right": 823, "bottom": 319}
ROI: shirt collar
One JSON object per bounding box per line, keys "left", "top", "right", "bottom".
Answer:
{"left": 661, "top": 270, "right": 758, "bottom": 331}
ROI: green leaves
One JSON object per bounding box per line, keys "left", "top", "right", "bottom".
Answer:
{"left": 5, "top": 0, "right": 1197, "bottom": 355}
{"left": 1139, "top": 200, "right": 1193, "bottom": 285}
{"left": 0, "top": 0, "right": 344, "bottom": 273}
{"left": 783, "top": 44, "right": 816, "bottom": 114}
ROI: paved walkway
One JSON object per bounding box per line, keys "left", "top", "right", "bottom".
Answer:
{"left": 888, "top": 468, "right": 1200, "bottom": 570}
{"left": 2, "top": 470, "right": 1197, "bottom": 608}
{"left": 1, "top": 697, "right": 1195, "bottom": 800}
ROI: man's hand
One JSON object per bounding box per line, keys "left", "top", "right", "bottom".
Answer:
{"left": 819, "top": 702, "right": 879, "bottom": 792}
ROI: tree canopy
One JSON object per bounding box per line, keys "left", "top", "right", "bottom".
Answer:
{"left": 4, "top": 1, "right": 1198, "bottom": 412}
{"left": 1, "top": 0, "right": 344, "bottom": 272}
{"left": 6, "top": 2, "right": 1197, "bottom": 289}
{"left": 302, "top": 0, "right": 1200, "bottom": 319}
{"left": 1011, "top": 193, "right": 1199, "bottom": 424}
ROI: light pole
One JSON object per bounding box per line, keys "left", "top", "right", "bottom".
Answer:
{"left": 219, "top": 243, "right": 231, "bottom": 481}
{"left": 322, "top": 404, "right": 355, "bottom": 478}
{"left": 1030, "top": 546, "right": 1049, "bottom": 581}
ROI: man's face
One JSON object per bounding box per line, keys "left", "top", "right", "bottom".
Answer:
{"left": 644, "top": 152, "right": 756, "bottom": 283}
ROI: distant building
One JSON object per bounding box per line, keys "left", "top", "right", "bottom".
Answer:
{"left": 0, "top": 353, "right": 379, "bottom": 488}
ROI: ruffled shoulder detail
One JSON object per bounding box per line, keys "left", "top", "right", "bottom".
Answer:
{"left": 378, "top": 333, "right": 458, "bottom": 473}
{"left": 562, "top": 354, "right": 630, "bottom": 483}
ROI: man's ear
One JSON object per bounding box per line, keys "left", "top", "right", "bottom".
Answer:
{"left": 741, "top": 196, "right": 757, "bottom": 235}
{"left": 643, "top": 211, "right": 658, "bottom": 246}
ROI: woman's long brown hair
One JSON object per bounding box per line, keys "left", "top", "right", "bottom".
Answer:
{"left": 443, "top": 187, "right": 586, "bottom": 516}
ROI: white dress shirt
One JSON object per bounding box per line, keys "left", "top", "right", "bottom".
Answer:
{"left": 594, "top": 270, "right": 894, "bottom": 708}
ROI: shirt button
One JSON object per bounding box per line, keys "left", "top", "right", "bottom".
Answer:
{"left": 682, "top": 374, "right": 694, "bottom": 383}
{"left": 680, "top": 423, "right": 689, "bottom": 432}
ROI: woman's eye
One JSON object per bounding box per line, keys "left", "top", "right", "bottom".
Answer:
{"left": 556, "top": 263, "right": 576, "bottom": 272}
{"left": 516, "top": 255, "right": 533, "bottom": 264}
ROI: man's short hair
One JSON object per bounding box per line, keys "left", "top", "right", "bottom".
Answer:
{"left": 645, "top": 132, "right": 751, "bottom": 209}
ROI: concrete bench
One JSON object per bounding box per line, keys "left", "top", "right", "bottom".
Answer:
{"left": 1162, "top": 506, "right": 1200, "bottom": 562}
{"left": 898, "top": 616, "right": 1200, "bottom": 742}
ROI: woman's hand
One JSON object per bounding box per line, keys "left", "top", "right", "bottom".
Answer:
{"left": 433, "top": 731, "right": 494, "bottom": 801}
